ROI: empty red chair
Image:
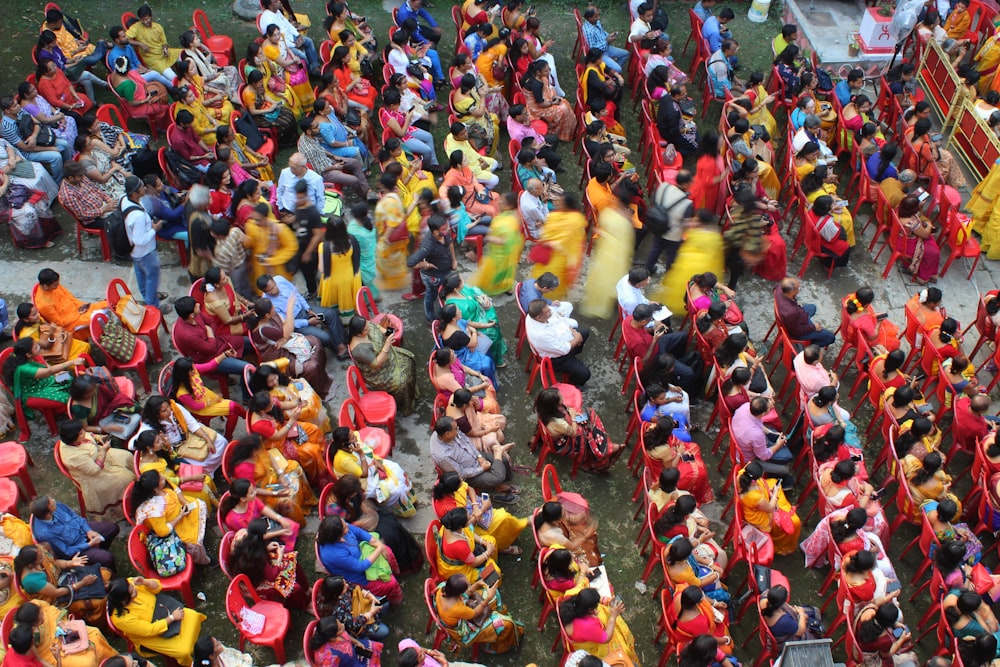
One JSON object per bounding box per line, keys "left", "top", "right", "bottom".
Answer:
{"left": 345, "top": 366, "right": 397, "bottom": 445}
{"left": 192, "top": 9, "right": 235, "bottom": 63}
{"left": 355, "top": 287, "right": 404, "bottom": 345}
{"left": 0, "top": 442, "right": 35, "bottom": 500}
{"left": 225, "top": 574, "right": 291, "bottom": 662}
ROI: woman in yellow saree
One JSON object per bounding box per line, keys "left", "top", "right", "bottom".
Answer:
{"left": 244, "top": 42, "right": 303, "bottom": 118}
{"left": 560, "top": 589, "right": 639, "bottom": 667}
{"left": 228, "top": 434, "right": 316, "bottom": 526}
{"left": 432, "top": 472, "right": 527, "bottom": 553}
{"left": 976, "top": 23, "right": 1000, "bottom": 93}
{"left": 654, "top": 215, "right": 726, "bottom": 317}
{"left": 472, "top": 193, "right": 523, "bottom": 295}
{"left": 248, "top": 364, "right": 329, "bottom": 433}
{"left": 174, "top": 86, "right": 223, "bottom": 148}
{"left": 738, "top": 462, "right": 802, "bottom": 556}
{"left": 374, "top": 174, "right": 412, "bottom": 291}
{"left": 436, "top": 508, "right": 501, "bottom": 584}
{"left": 247, "top": 391, "right": 327, "bottom": 490}
{"left": 531, "top": 191, "right": 587, "bottom": 300}
{"left": 262, "top": 24, "right": 315, "bottom": 113}
{"left": 133, "top": 431, "right": 217, "bottom": 510}
{"left": 16, "top": 600, "right": 115, "bottom": 667}
{"left": 107, "top": 577, "right": 205, "bottom": 667}
{"left": 245, "top": 203, "right": 298, "bottom": 284}
{"left": 132, "top": 470, "right": 211, "bottom": 564}
{"left": 176, "top": 59, "right": 234, "bottom": 126}
{"left": 435, "top": 574, "right": 523, "bottom": 654}
{"left": 802, "top": 164, "right": 856, "bottom": 246}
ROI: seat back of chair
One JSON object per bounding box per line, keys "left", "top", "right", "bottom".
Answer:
{"left": 225, "top": 574, "right": 258, "bottom": 628}
{"left": 157, "top": 360, "right": 175, "bottom": 397}
{"left": 219, "top": 530, "right": 235, "bottom": 578}
{"left": 540, "top": 464, "right": 562, "bottom": 502}
{"left": 338, "top": 397, "right": 367, "bottom": 430}
{"left": 425, "top": 520, "right": 441, "bottom": 581}
{"left": 127, "top": 524, "right": 153, "bottom": 574}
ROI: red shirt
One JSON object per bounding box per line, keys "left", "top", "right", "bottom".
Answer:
{"left": 622, "top": 316, "right": 653, "bottom": 364}
{"left": 954, "top": 396, "right": 990, "bottom": 453}
{"left": 167, "top": 124, "right": 211, "bottom": 166}
{"left": 172, "top": 313, "right": 232, "bottom": 362}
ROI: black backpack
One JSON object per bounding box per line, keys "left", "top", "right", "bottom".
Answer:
{"left": 106, "top": 202, "right": 144, "bottom": 261}
{"left": 163, "top": 149, "right": 203, "bottom": 189}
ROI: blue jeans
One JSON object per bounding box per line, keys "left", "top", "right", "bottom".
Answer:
{"left": 602, "top": 45, "right": 630, "bottom": 74}
{"left": 217, "top": 356, "right": 254, "bottom": 399}
{"left": 132, "top": 250, "right": 161, "bottom": 309}
{"left": 79, "top": 41, "right": 109, "bottom": 69}
{"left": 140, "top": 69, "right": 173, "bottom": 89}
{"left": 28, "top": 137, "right": 71, "bottom": 181}
{"left": 403, "top": 128, "right": 439, "bottom": 166}
{"left": 801, "top": 304, "right": 837, "bottom": 347}
{"left": 420, "top": 273, "right": 443, "bottom": 323}
{"left": 425, "top": 48, "right": 445, "bottom": 81}
{"left": 297, "top": 306, "right": 345, "bottom": 350}
{"left": 290, "top": 36, "right": 320, "bottom": 72}
{"left": 0, "top": 298, "right": 8, "bottom": 337}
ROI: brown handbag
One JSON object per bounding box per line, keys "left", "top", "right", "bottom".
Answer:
{"left": 37, "top": 323, "right": 71, "bottom": 364}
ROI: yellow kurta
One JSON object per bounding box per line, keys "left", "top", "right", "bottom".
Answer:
{"left": 137, "top": 488, "right": 206, "bottom": 547}
{"left": 175, "top": 99, "right": 220, "bottom": 147}
{"left": 532, "top": 210, "right": 588, "bottom": 299}
{"left": 582, "top": 207, "right": 635, "bottom": 319}
{"left": 741, "top": 476, "right": 802, "bottom": 556}
{"left": 138, "top": 458, "right": 216, "bottom": 509}
{"left": 374, "top": 193, "right": 410, "bottom": 290}
{"left": 125, "top": 22, "right": 183, "bottom": 74}
{"left": 113, "top": 579, "right": 206, "bottom": 666}
{"left": 443, "top": 135, "right": 498, "bottom": 182}
{"left": 967, "top": 160, "right": 1000, "bottom": 259}
{"left": 318, "top": 242, "right": 362, "bottom": 312}
{"left": 33, "top": 599, "right": 115, "bottom": 667}
{"left": 18, "top": 322, "right": 91, "bottom": 361}
{"left": 448, "top": 481, "right": 527, "bottom": 552}
{"left": 246, "top": 218, "right": 297, "bottom": 283}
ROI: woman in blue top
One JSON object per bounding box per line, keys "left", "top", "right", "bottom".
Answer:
{"left": 316, "top": 516, "right": 403, "bottom": 605}
{"left": 866, "top": 143, "right": 899, "bottom": 184}
{"left": 759, "top": 585, "right": 823, "bottom": 649}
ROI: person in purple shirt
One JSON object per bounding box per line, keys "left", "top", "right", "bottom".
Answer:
{"left": 731, "top": 397, "right": 794, "bottom": 489}
{"left": 774, "top": 277, "right": 835, "bottom": 347}
{"left": 316, "top": 516, "right": 403, "bottom": 604}
{"left": 29, "top": 496, "right": 119, "bottom": 570}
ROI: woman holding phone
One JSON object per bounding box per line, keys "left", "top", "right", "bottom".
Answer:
{"left": 131, "top": 470, "right": 211, "bottom": 566}
{"left": 433, "top": 573, "right": 523, "bottom": 653}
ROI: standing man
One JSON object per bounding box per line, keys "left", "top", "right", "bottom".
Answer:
{"left": 289, "top": 180, "right": 326, "bottom": 301}
{"left": 645, "top": 170, "right": 694, "bottom": 274}
{"left": 259, "top": 0, "right": 321, "bottom": 75}
{"left": 581, "top": 7, "right": 630, "bottom": 75}
{"left": 0, "top": 97, "right": 71, "bottom": 182}
{"left": 407, "top": 215, "right": 456, "bottom": 323}
{"left": 121, "top": 176, "right": 169, "bottom": 313}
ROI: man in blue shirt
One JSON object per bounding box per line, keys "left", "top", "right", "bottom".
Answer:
{"left": 835, "top": 68, "right": 865, "bottom": 106}
{"left": 256, "top": 274, "right": 349, "bottom": 358}
{"left": 693, "top": 0, "right": 716, "bottom": 21}
{"left": 396, "top": 0, "right": 442, "bottom": 45}
{"left": 275, "top": 153, "right": 324, "bottom": 212}
{"left": 107, "top": 26, "right": 174, "bottom": 89}
{"left": 517, "top": 272, "right": 575, "bottom": 319}
{"left": 581, "top": 7, "right": 630, "bottom": 74}
{"left": 702, "top": 7, "right": 736, "bottom": 66}
{"left": 30, "top": 496, "right": 119, "bottom": 570}
{"left": 0, "top": 97, "right": 72, "bottom": 182}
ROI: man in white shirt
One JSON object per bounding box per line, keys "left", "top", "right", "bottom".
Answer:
{"left": 275, "top": 153, "right": 324, "bottom": 213}
{"left": 791, "top": 115, "right": 835, "bottom": 163}
{"left": 121, "top": 176, "right": 169, "bottom": 313}
{"left": 616, "top": 268, "right": 666, "bottom": 317}
{"left": 519, "top": 179, "right": 549, "bottom": 239}
{"left": 629, "top": 3, "right": 663, "bottom": 47}
{"left": 258, "top": 0, "right": 321, "bottom": 74}
{"left": 525, "top": 299, "right": 591, "bottom": 387}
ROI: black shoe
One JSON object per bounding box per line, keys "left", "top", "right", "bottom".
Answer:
{"left": 491, "top": 492, "right": 519, "bottom": 505}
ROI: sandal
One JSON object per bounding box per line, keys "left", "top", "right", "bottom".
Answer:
{"left": 500, "top": 545, "right": 523, "bottom": 556}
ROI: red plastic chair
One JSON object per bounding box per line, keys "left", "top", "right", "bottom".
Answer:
{"left": 192, "top": 9, "right": 235, "bottom": 63}
{"left": 338, "top": 398, "right": 392, "bottom": 457}
{"left": 0, "top": 480, "right": 21, "bottom": 518}
{"left": 797, "top": 210, "right": 838, "bottom": 279}
{"left": 0, "top": 348, "right": 63, "bottom": 444}
{"left": 105, "top": 75, "right": 160, "bottom": 141}
{"left": 345, "top": 366, "right": 397, "bottom": 446}
{"left": 0, "top": 442, "right": 36, "bottom": 500}
{"left": 127, "top": 524, "right": 196, "bottom": 605}
{"left": 355, "top": 287, "right": 404, "bottom": 345}
{"left": 225, "top": 574, "right": 290, "bottom": 662}
{"left": 218, "top": 529, "right": 236, "bottom": 579}
{"left": 90, "top": 311, "right": 151, "bottom": 393}
{"left": 303, "top": 620, "right": 319, "bottom": 667}
{"left": 61, "top": 195, "right": 111, "bottom": 262}
{"left": 229, "top": 110, "right": 276, "bottom": 163}
{"left": 939, "top": 210, "right": 981, "bottom": 279}
{"left": 106, "top": 278, "right": 166, "bottom": 362}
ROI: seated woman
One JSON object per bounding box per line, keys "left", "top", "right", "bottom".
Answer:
{"left": 228, "top": 434, "right": 315, "bottom": 526}
{"left": 67, "top": 374, "right": 139, "bottom": 440}
{"left": 822, "top": 506, "right": 895, "bottom": 578}
{"left": 446, "top": 388, "right": 507, "bottom": 458}
{"left": 639, "top": 384, "right": 691, "bottom": 439}
{"left": 174, "top": 58, "right": 234, "bottom": 126}
{"left": 1, "top": 337, "right": 81, "bottom": 408}
{"left": 648, "top": 468, "right": 691, "bottom": 511}
{"left": 434, "top": 572, "right": 522, "bottom": 653}
{"left": 535, "top": 387, "right": 621, "bottom": 474}
{"left": 308, "top": 616, "right": 384, "bottom": 667}
{"left": 324, "top": 474, "right": 424, "bottom": 575}
{"left": 107, "top": 577, "right": 205, "bottom": 666}
{"left": 654, "top": 495, "right": 726, "bottom": 569}
{"left": 432, "top": 348, "right": 500, "bottom": 414}
{"left": 439, "top": 303, "right": 497, "bottom": 386}
{"left": 841, "top": 95, "right": 884, "bottom": 148}
{"left": 55, "top": 420, "right": 136, "bottom": 521}
{"left": 108, "top": 56, "right": 169, "bottom": 131}
{"left": 715, "top": 334, "right": 772, "bottom": 397}
{"left": 328, "top": 427, "right": 415, "bottom": 516}
{"left": 894, "top": 416, "right": 942, "bottom": 464}
{"left": 842, "top": 549, "right": 901, "bottom": 607}
{"left": 904, "top": 451, "right": 960, "bottom": 510}
{"left": 738, "top": 461, "right": 801, "bottom": 556}
{"left": 803, "top": 165, "right": 856, "bottom": 244}
{"left": 167, "top": 357, "right": 243, "bottom": 440}
{"left": 925, "top": 497, "right": 982, "bottom": 565}
{"left": 436, "top": 507, "right": 501, "bottom": 584}
{"left": 439, "top": 273, "right": 506, "bottom": 367}
{"left": 347, "top": 315, "right": 418, "bottom": 417}
{"left": 720, "top": 367, "right": 782, "bottom": 430}
{"left": 133, "top": 427, "right": 216, "bottom": 505}
{"left": 248, "top": 364, "right": 329, "bottom": 433}
{"left": 814, "top": 424, "right": 868, "bottom": 481}
{"left": 808, "top": 195, "right": 851, "bottom": 268}
{"left": 819, "top": 459, "right": 885, "bottom": 528}
{"left": 806, "top": 386, "right": 860, "bottom": 446}
{"left": 247, "top": 391, "right": 327, "bottom": 490}
{"left": 759, "top": 584, "right": 823, "bottom": 649}
{"left": 228, "top": 517, "right": 308, "bottom": 609}
{"left": 433, "top": 471, "right": 526, "bottom": 556}
{"left": 672, "top": 585, "right": 733, "bottom": 653}
{"left": 329, "top": 46, "right": 377, "bottom": 112}
{"left": 137, "top": 395, "right": 229, "bottom": 477}
{"left": 316, "top": 516, "right": 403, "bottom": 605}
{"left": 687, "top": 272, "right": 742, "bottom": 327}
{"left": 12, "top": 600, "right": 114, "bottom": 667}
{"left": 249, "top": 298, "right": 331, "bottom": 399}
{"left": 853, "top": 602, "right": 918, "bottom": 667}
{"left": 944, "top": 589, "right": 1000, "bottom": 640}
{"left": 844, "top": 287, "right": 901, "bottom": 353}
{"left": 936, "top": 538, "right": 1000, "bottom": 603}
{"left": 220, "top": 478, "right": 298, "bottom": 549}
{"left": 438, "top": 151, "right": 500, "bottom": 220}
{"left": 534, "top": 500, "right": 602, "bottom": 568}
{"left": 642, "top": 419, "right": 713, "bottom": 505}
{"left": 131, "top": 470, "right": 210, "bottom": 566}
{"left": 663, "top": 537, "right": 729, "bottom": 604}
{"left": 540, "top": 546, "right": 611, "bottom": 603}
{"left": 13, "top": 544, "right": 108, "bottom": 626}
{"left": 869, "top": 350, "right": 917, "bottom": 407}
{"left": 200, "top": 267, "right": 252, "bottom": 350}
{"left": 897, "top": 195, "right": 941, "bottom": 286}
{"left": 924, "top": 317, "right": 965, "bottom": 377}
{"left": 314, "top": 575, "right": 390, "bottom": 642}
{"left": 453, "top": 73, "right": 499, "bottom": 155}
{"left": 942, "top": 356, "right": 980, "bottom": 406}
{"left": 12, "top": 303, "right": 90, "bottom": 363}
{"left": 215, "top": 127, "right": 274, "bottom": 185}
{"left": 560, "top": 588, "right": 637, "bottom": 667}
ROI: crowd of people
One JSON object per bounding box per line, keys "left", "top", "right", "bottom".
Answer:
{"left": 2, "top": 0, "right": 1000, "bottom": 665}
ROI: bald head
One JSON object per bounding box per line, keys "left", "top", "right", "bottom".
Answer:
{"left": 899, "top": 169, "right": 917, "bottom": 185}
{"left": 780, "top": 277, "right": 800, "bottom": 295}
{"left": 972, "top": 394, "right": 993, "bottom": 414}
{"left": 288, "top": 153, "right": 307, "bottom": 174}
{"left": 525, "top": 178, "right": 543, "bottom": 196}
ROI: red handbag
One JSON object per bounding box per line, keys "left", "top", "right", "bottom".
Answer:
{"left": 527, "top": 242, "right": 553, "bottom": 264}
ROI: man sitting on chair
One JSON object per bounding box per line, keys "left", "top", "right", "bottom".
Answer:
{"left": 525, "top": 299, "right": 591, "bottom": 387}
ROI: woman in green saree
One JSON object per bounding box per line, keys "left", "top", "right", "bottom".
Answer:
{"left": 1, "top": 338, "right": 82, "bottom": 406}
{"left": 346, "top": 316, "right": 418, "bottom": 416}
{"left": 440, "top": 272, "right": 508, "bottom": 366}
{"left": 471, "top": 193, "right": 523, "bottom": 297}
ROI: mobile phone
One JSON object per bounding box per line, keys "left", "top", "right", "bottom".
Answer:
{"left": 586, "top": 566, "right": 601, "bottom": 581}
{"left": 54, "top": 371, "right": 73, "bottom": 383}
{"left": 573, "top": 413, "right": 587, "bottom": 423}
{"left": 612, "top": 594, "right": 622, "bottom": 606}
{"left": 851, "top": 454, "right": 863, "bottom": 462}
{"left": 374, "top": 595, "right": 387, "bottom": 605}
{"left": 62, "top": 631, "right": 81, "bottom": 644}
{"left": 482, "top": 563, "right": 500, "bottom": 587}
{"left": 355, "top": 646, "right": 373, "bottom": 660}
{"left": 385, "top": 326, "right": 396, "bottom": 336}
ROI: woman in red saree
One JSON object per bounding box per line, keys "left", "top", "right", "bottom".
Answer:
{"left": 690, "top": 133, "right": 726, "bottom": 214}
{"left": 844, "top": 288, "right": 901, "bottom": 353}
